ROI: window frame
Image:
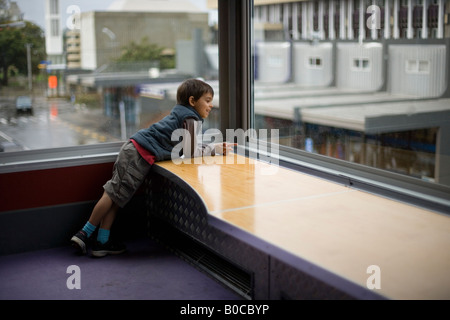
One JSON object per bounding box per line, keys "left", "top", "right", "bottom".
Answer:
{"left": 0, "top": 142, "right": 122, "bottom": 174}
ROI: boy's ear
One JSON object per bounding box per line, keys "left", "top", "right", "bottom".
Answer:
{"left": 188, "top": 96, "right": 196, "bottom": 107}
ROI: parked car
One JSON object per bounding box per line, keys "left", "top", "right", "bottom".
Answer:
{"left": 15, "top": 95, "right": 33, "bottom": 114}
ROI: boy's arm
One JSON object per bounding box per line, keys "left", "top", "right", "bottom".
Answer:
{"left": 182, "top": 118, "right": 236, "bottom": 157}
{"left": 182, "top": 118, "right": 215, "bottom": 157}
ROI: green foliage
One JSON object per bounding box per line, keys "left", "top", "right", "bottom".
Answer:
{"left": 116, "top": 37, "right": 175, "bottom": 69}
{"left": 0, "top": 20, "right": 46, "bottom": 85}
{"left": 73, "top": 92, "right": 101, "bottom": 109}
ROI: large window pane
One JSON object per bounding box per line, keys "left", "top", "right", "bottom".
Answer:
{"left": 252, "top": 0, "right": 450, "bottom": 188}
{"left": 0, "top": 0, "right": 219, "bottom": 152}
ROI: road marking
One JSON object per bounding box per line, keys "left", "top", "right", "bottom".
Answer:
{"left": 0, "top": 130, "right": 14, "bottom": 142}
{"left": 1, "top": 114, "right": 115, "bottom": 145}
{"left": 59, "top": 120, "right": 112, "bottom": 144}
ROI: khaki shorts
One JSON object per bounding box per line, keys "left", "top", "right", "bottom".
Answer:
{"left": 103, "top": 141, "right": 152, "bottom": 208}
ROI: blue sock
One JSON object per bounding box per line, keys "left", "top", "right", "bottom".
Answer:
{"left": 82, "top": 221, "right": 96, "bottom": 237}
{"left": 97, "top": 228, "right": 110, "bottom": 244}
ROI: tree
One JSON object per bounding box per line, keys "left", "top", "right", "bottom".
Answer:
{"left": 0, "top": 20, "right": 46, "bottom": 86}
{"left": 116, "top": 37, "right": 175, "bottom": 69}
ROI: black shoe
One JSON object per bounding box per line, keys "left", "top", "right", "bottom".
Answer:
{"left": 71, "top": 230, "right": 89, "bottom": 255}
{"left": 91, "top": 239, "right": 126, "bottom": 257}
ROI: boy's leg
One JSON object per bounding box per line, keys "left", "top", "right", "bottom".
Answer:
{"left": 96, "top": 204, "right": 118, "bottom": 244}
{"left": 89, "top": 192, "right": 126, "bottom": 257}
{"left": 87, "top": 191, "right": 118, "bottom": 227}
{"left": 71, "top": 191, "right": 118, "bottom": 254}
{"left": 72, "top": 141, "right": 149, "bottom": 256}
{"left": 91, "top": 209, "right": 126, "bottom": 257}
{"left": 89, "top": 191, "right": 119, "bottom": 245}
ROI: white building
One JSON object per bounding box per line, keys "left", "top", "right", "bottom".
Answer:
{"left": 44, "top": 0, "right": 64, "bottom": 65}
{"left": 80, "top": 0, "right": 208, "bottom": 70}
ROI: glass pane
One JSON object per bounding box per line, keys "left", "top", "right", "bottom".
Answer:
{"left": 0, "top": 0, "right": 219, "bottom": 151}
{"left": 252, "top": 0, "right": 450, "bottom": 188}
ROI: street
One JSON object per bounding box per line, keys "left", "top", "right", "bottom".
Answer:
{"left": 0, "top": 95, "right": 122, "bottom": 152}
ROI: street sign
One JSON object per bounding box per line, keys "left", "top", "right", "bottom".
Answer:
{"left": 48, "top": 75, "right": 58, "bottom": 89}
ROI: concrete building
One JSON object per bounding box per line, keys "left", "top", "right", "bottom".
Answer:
{"left": 65, "top": 29, "right": 81, "bottom": 69}
{"left": 79, "top": 0, "right": 209, "bottom": 70}
{"left": 65, "top": 0, "right": 211, "bottom": 137}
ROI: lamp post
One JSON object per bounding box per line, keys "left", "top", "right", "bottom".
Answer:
{"left": 25, "top": 43, "right": 32, "bottom": 92}
{"left": 102, "top": 27, "right": 118, "bottom": 60}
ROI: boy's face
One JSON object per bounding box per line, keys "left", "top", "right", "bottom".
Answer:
{"left": 189, "top": 93, "right": 214, "bottom": 119}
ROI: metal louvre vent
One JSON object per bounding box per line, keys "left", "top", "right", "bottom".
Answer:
{"left": 145, "top": 171, "right": 257, "bottom": 299}
{"left": 150, "top": 220, "right": 253, "bottom": 300}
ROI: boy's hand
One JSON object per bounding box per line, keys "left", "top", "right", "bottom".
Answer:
{"left": 215, "top": 142, "right": 237, "bottom": 155}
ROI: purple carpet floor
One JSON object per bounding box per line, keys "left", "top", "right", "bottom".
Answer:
{"left": 0, "top": 238, "right": 244, "bottom": 300}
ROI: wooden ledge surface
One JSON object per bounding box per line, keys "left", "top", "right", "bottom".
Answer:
{"left": 155, "top": 153, "right": 450, "bottom": 299}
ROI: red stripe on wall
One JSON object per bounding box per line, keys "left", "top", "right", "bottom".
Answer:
{"left": 0, "top": 162, "right": 114, "bottom": 212}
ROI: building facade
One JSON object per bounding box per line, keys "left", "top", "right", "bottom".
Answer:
{"left": 79, "top": 1, "right": 209, "bottom": 70}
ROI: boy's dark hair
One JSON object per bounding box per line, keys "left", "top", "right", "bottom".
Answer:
{"left": 176, "top": 78, "right": 214, "bottom": 107}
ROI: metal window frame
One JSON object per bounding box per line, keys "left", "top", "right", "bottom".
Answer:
{"left": 218, "top": 0, "right": 253, "bottom": 132}
{"left": 0, "top": 142, "right": 122, "bottom": 174}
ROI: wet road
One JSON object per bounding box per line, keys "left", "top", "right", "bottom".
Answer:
{"left": 0, "top": 96, "right": 123, "bottom": 152}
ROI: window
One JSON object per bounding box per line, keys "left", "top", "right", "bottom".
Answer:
{"left": 0, "top": 0, "right": 219, "bottom": 151}
{"left": 352, "top": 58, "right": 370, "bottom": 71}
{"left": 51, "top": 18, "right": 59, "bottom": 37}
{"left": 246, "top": 0, "right": 450, "bottom": 211}
{"left": 307, "top": 57, "right": 322, "bottom": 68}
{"left": 49, "top": 0, "right": 59, "bottom": 15}
{"left": 405, "top": 59, "right": 430, "bottom": 74}
{"left": 1, "top": 0, "right": 449, "bottom": 213}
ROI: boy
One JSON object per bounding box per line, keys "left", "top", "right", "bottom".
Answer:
{"left": 71, "top": 78, "right": 234, "bottom": 257}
